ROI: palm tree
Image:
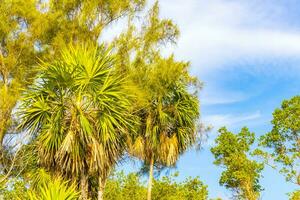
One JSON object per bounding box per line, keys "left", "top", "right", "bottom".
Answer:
{"left": 128, "top": 56, "right": 200, "bottom": 200}
{"left": 19, "top": 44, "right": 136, "bottom": 199}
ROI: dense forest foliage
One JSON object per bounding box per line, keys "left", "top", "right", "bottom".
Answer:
{"left": 0, "top": 0, "right": 299, "bottom": 199}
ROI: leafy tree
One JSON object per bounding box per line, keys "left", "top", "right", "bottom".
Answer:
{"left": 259, "top": 96, "right": 300, "bottom": 185}
{"left": 31, "top": 0, "right": 146, "bottom": 54}
{"left": 0, "top": 0, "right": 41, "bottom": 146}
{"left": 18, "top": 44, "right": 136, "bottom": 199}
{"left": 211, "top": 127, "right": 264, "bottom": 200}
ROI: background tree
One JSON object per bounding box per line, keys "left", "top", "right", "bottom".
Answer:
{"left": 0, "top": 0, "right": 40, "bottom": 146}
{"left": 211, "top": 127, "right": 264, "bottom": 200}
{"left": 104, "top": 172, "right": 146, "bottom": 200}
{"left": 18, "top": 44, "right": 136, "bottom": 199}
{"left": 104, "top": 171, "right": 208, "bottom": 200}
{"left": 259, "top": 96, "right": 300, "bottom": 186}
{"left": 152, "top": 173, "right": 208, "bottom": 200}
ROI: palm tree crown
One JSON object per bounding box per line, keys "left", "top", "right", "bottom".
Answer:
{"left": 19, "top": 44, "right": 136, "bottom": 198}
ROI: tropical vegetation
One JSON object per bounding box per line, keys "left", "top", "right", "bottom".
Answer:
{"left": 0, "top": 0, "right": 299, "bottom": 200}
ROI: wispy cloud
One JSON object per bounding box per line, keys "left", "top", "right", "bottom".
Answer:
{"left": 159, "top": 0, "right": 300, "bottom": 73}
{"left": 202, "top": 110, "right": 262, "bottom": 129}
{"left": 201, "top": 111, "right": 262, "bottom": 148}
{"left": 157, "top": 0, "right": 300, "bottom": 107}
{"left": 101, "top": 0, "right": 300, "bottom": 73}
{"left": 200, "top": 88, "right": 251, "bottom": 106}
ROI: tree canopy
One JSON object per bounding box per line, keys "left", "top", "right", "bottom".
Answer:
{"left": 259, "top": 96, "right": 300, "bottom": 190}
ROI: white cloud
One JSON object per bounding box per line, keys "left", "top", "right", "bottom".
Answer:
{"left": 156, "top": 0, "right": 300, "bottom": 106}
{"left": 101, "top": 0, "right": 300, "bottom": 73}
{"left": 201, "top": 111, "right": 262, "bottom": 148}
{"left": 158, "top": 0, "right": 300, "bottom": 73}
{"left": 202, "top": 110, "right": 261, "bottom": 129}
{"left": 200, "top": 88, "right": 250, "bottom": 106}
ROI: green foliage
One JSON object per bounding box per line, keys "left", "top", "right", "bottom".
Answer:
{"left": 152, "top": 174, "right": 208, "bottom": 200}
{"left": 0, "top": 171, "right": 208, "bottom": 200}
{"left": 0, "top": 169, "right": 78, "bottom": 200}
{"left": 289, "top": 190, "right": 300, "bottom": 200}
{"left": 104, "top": 172, "right": 146, "bottom": 200}
{"left": 259, "top": 96, "right": 300, "bottom": 185}
{"left": 0, "top": 177, "right": 29, "bottom": 200}
{"left": 113, "top": 1, "right": 180, "bottom": 70}
{"left": 104, "top": 172, "right": 208, "bottom": 200}
{"left": 211, "top": 127, "right": 264, "bottom": 200}
{"left": 28, "top": 178, "right": 79, "bottom": 200}
{"left": 0, "top": 0, "right": 40, "bottom": 144}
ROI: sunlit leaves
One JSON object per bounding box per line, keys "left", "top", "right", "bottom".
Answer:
{"left": 28, "top": 177, "right": 79, "bottom": 200}
{"left": 211, "top": 127, "right": 264, "bottom": 200}
{"left": 103, "top": 171, "right": 208, "bottom": 200}
{"left": 259, "top": 96, "right": 300, "bottom": 185}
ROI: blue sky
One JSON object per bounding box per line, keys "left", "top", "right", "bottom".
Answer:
{"left": 106, "top": 0, "right": 300, "bottom": 199}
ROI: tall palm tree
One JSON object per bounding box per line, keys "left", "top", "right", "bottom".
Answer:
{"left": 128, "top": 55, "right": 200, "bottom": 200}
{"left": 19, "top": 44, "right": 136, "bottom": 199}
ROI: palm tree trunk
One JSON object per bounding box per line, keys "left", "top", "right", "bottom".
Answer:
{"left": 80, "top": 173, "right": 89, "bottom": 200}
{"left": 0, "top": 124, "right": 5, "bottom": 148}
{"left": 98, "top": 176, "right": 106, "bottom": 200}
{"left": 147, "top": 155, "right": 154, "bottom": 200}
{"left": 0, "top": 122, "right": 7, "bottom": 181}
{"left": 0, "top": 51, "right": 7, "bottom": 148}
